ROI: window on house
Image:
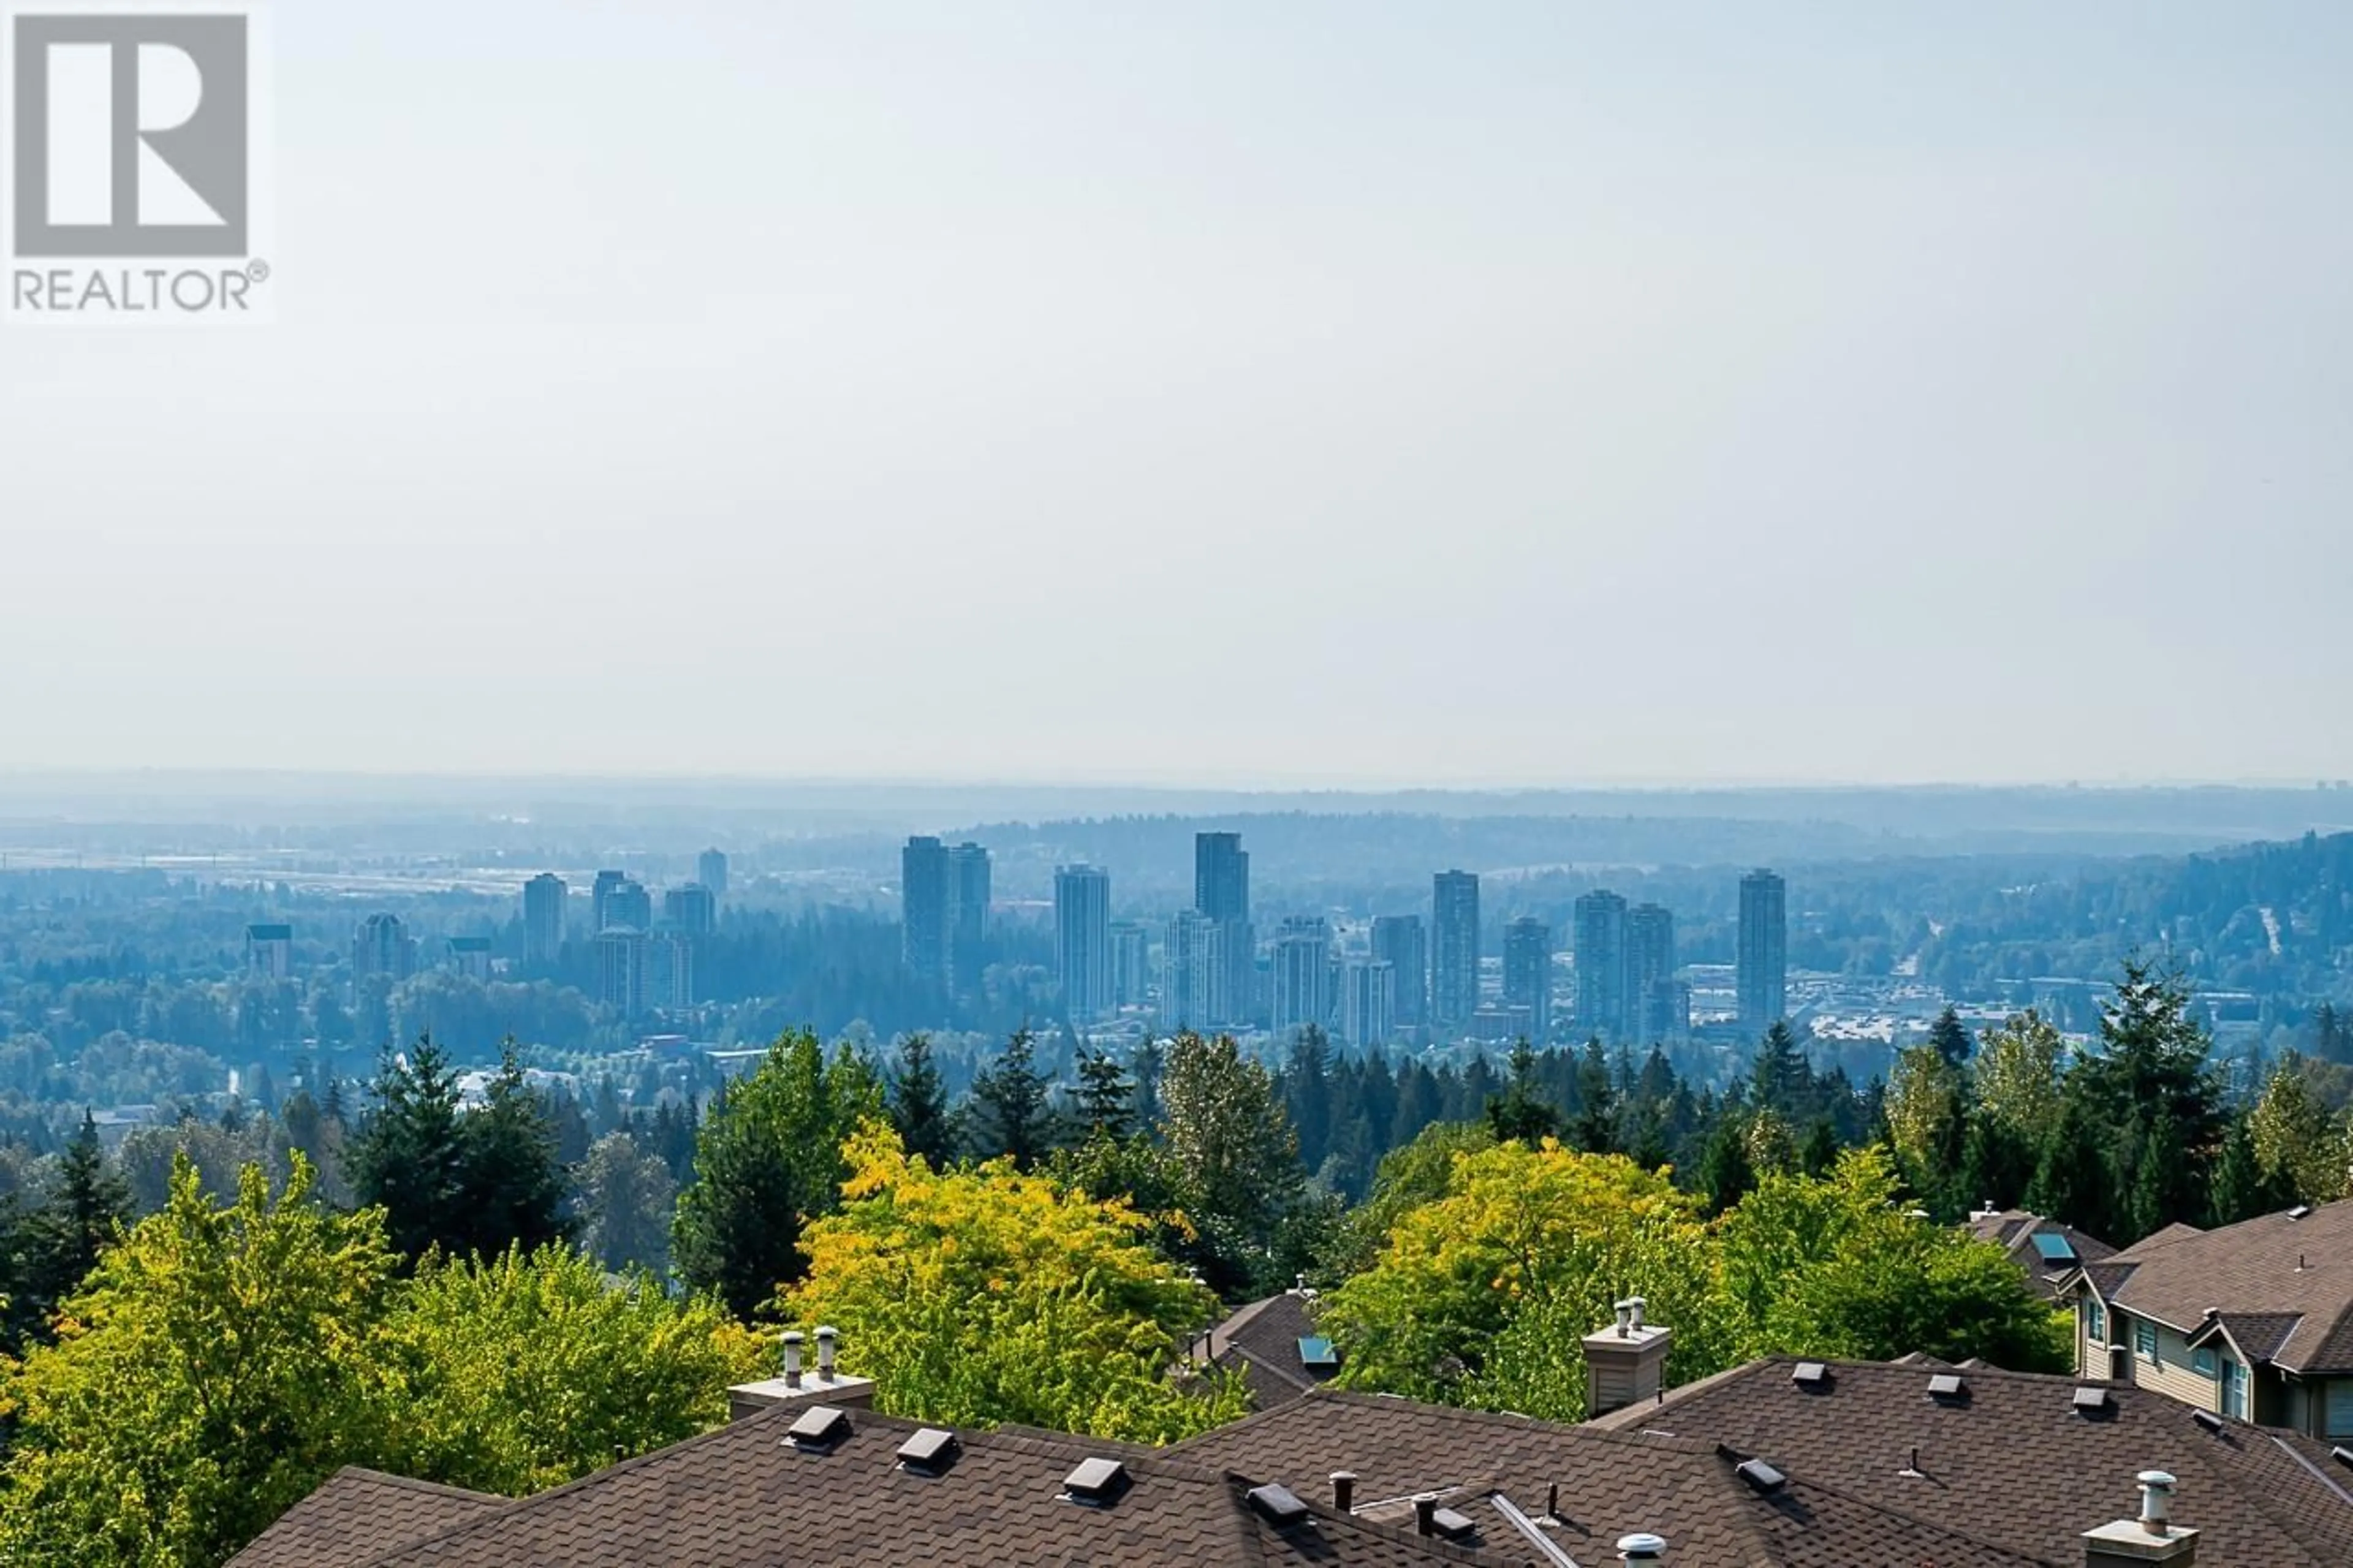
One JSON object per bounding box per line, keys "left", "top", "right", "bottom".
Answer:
{"left": 2085, "top": 1299, "right": 2106, "bottom": 1343}
{"left": 2134, "top": 1320, "right": 2158, "bottom": 1361}
{"left": 2191, "top": 1346, "right": 2218, "bottom": 1377}
{"left": 2327, "top": 1381, "right": 2353, "bottom": 1441}
{"left": 2224, "top": 1359, "right": 2248, "bottom": 1420}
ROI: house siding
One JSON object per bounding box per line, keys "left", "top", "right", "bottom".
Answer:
{"left": 2118, "top": 1314, "right": 2221, "bottom": 1413}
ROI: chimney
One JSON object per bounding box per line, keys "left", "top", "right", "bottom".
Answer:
{"left": 2082, "top": 1470, "right": 2197, "bottom": 1567}
{"left": 727, "top": 1326, "right": 876, "bottom": 1422}
{"left": 1618, "top": 1532, "right": 1667, "bottom": 1563}
{"left": 1583, "top": 1297, "right": 1674, "bottom": 1418}
{"left": 1414, "top": 1495, "right": 1438, "bottom": 1537}
{"left": 1330, "top": 1471, "right": 1357, "bottom": 1514}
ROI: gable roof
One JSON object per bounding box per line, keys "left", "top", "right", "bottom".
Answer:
{"left": 232, "top": 1403, "right": 1509, "bottom": 1568}
{"left": 1200, "top": 1290, "right": 1339, "bottom": 1409}
{"left": 2087, "top": 1200, "right": 2353, "bottom": 1373}
{"left": 228, "top": 1469, "right": 501, "bottom": 1568}
{"left": 1586, "top": 1355, "right": 2353, "bottom": 1568}
{"left": 1169, "top": 1387, "right": 2055, "bottom": 1566}
{"left": 1965, "top": 1210, "right": 2117, "bottom": 1300}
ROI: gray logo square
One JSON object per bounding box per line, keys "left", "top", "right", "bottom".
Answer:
{"left": 10, "top": 12, "right": 249, "bottom": 257}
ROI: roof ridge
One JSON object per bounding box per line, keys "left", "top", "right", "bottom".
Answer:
{"left": 328, "top": 1466, "right": 502, "bottom": 1506}
{"left": 341, "top": 1401, "right": 825, "bottom": 1568}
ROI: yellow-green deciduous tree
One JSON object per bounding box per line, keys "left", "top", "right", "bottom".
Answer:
{"left": 1715, "top": 1146, "right": 2069, "bottom": 1372}
{"left": 1319, "top": 1138, "right": 1728, "bottom": 1422}
{"left": 375, "top": 1243, "right": 770, "bottom": 1497}
{"left": 783, "top": 1123, "right": 1243, "bottom": 1444}
{"left": 0, "top": 1154, "right": 393, "bottom": 1568}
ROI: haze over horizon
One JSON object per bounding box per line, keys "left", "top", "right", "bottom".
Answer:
{"left": 7, "top": 2, "right": 2349, "bottom": 785}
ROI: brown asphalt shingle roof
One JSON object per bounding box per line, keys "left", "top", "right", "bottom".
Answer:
{"left": 1201, "top": 1290, "right": 1338, "bottom": 1409}
{"left": 2089, "top": 1200, "right": 2353, "bottom": 1373}
{"left": 1169, "top": 1388, "right": 2055, "bottom": 1566}
{"left": 227, "top": 1468, "right": 501, "bottom": 1568}
{"left": 1964, "top": 1209, "right": 2117, "bottom": 1301}
{"left": 1587, "top": 1355, "right": 2353, "bottom": 1568}
{"left": 235, "top": 1403, "right": 1515, "bottom": 1568}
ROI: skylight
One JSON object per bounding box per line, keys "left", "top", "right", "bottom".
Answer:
{"left": 2031, "top": 1232, "right": 2078, "bottom": 1263}
{"left": 1298, "top": 1336, "right": 1340, "bottom": 1369}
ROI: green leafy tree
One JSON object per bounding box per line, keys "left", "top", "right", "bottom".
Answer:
{"left": 886, "top": 1032, "right": 955, "bottom": 1167}
{"left": 1158, "top": 1032, "right": 1305, "bottom": 1293}
{"left": 672, "top": 1029, "right": 882, "bottom": 1321}
{"left": 784, "top": 1123, "right": 1243, "bottom": 1444}
{"left": 1322, "top": 1121, "right": 1495, "bottom": 1278}
{"left": 2248, "top": 1052, "right": 2352, "bottom": 1204}
{"left": 1319, "top": 1138, "right": 1727, "bottom": 1420}
{"left": 1715, "top": 1146, "right": 2069, "bottom": 1371}
{"left": 0, "top": 1155, "right": 393, "bottom": 1568}
{"left": 375, "top": 1243, "right": 766, "bottom": 1496}
{"left": 579, "top": 1132, "right": 677, "bottom": 1276}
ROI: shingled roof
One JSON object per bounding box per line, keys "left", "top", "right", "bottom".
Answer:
{"left": 1965, "top": 1208, "right": 2117, "bottom": 1301}
{"left": 1169, "top": 1387, "right": 2055, "bottom": 1566}
{"left": 1586, "top": 1355, "right": 2353, "bottom": 1567}
{"left": 2082, "top": 1199, "right": 2353, "bottom": 1374}
{"left": 229, "top": 1469, "right": 501, "bottom": 1568}
{"left": 1199, "top": 1289, "right": 1339, "bottom": 1409}
{"left": 229, "top": 1401, "right": 1512, "bottom": 1568}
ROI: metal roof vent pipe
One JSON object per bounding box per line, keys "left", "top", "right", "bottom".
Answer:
{"left": 816, "top": 1325, "right": 839, "bottom": 1382}
{"left": 1618, "top": 1532, "right": 1667, "bottom": 1563}
{"left": 2082, "top": 1469, "right": 2197, "bottom": 1566}
{"left": 1414, "top": 1495, "right": 1438, "bottom": 1537}
{"left": 781, "top": 1330, "right": 805, "bottom": 1390}
{"left": 1330, "top": 1471, "right": 1357, "bottom": 1514}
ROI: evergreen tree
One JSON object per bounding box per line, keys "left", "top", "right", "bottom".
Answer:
{"left": 966, "top": 1028, "right": 1059, "bottom": 1170}
{"left": 1750, "top": 1023, "right": 1815, "bottom": 1119}
{"left": 2071, "top": 957, "right": 2224, "bottom": 1241}
{"left": 18, "top": 1110, "right": 131, "bottom": 1339}
{"left": 347, "top": 1036, "right": 468, "bottom": 1264}
{"left": 1566, "top": 1039, "right": 1620, "bottom": 1155}
{"left": 1927, "top": 1005, "right": 1975, "bottom": 1068}
{"left": 1283, "top": 1027, "right": 1335, "bottom": 1172}
{"left": 1074, "top": 1047, "right": 1136, "bottom": 1143}
{"left": 1486, "top": 1040, "right": 1561, "bottom": 1145}
{"left": 2207, "top": 1112, "right": 2281, "bottom": 1228}
{"left": 1698, "top": 1112, "right": 1757, "bottom": 1216}
{"left": 887, "top": 1033, "right": 955, "bottom": 1167}
{"left": 453, "top": 1042, "right": 572, "bottom": 1259}
{"left": 2026, "top": 1091, "right": 2109, "bottom": 1237}
{"left": 672, "top": 1029, "right": 882, "bottom": 1321}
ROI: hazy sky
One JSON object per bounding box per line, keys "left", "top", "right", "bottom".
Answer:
{"left": 5, "top": 2, "right": 2349, "bottom": 787}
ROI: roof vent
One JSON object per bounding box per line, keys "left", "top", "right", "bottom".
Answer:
{"left": 2191, "top": 1410, "right": 2224, "bottom": 1434}
{"left": 1062, "top": 1456, "right": 1132, "bottom": 1507}
{"left": 2330, "top": 1446, "right": 2353, "bottom": 1471}
{"left": 1927, "top": 1374, "right": 1967, "bottom": 1401}
{"left": 785, "top": 1405, "right": 852, "bottom": 1452}
{"left": 2288, "top": 1205, "right": 2313, "bottom": 1220}
{"left": 1431, "top": 1506, "right": 1476, "bottom": 1540}
{"left": 895, "top": 1427, "right": 960, "bottom": 1475}
{"left": 1735, "top": 1458, "right": 1787, "bottom": 1494}
{"left": 1790, "top": 1362, "right": 1829, "bottom": 1389}
{"left": 1246, "top": 1483, "right": 1311, "bottom": 1528}
{"left": 2073, "top": 1386, "right": 2113, "bottom": 1416}
{"left": 1618, "top": 1532, "right": 1668, "bottom": 1562}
